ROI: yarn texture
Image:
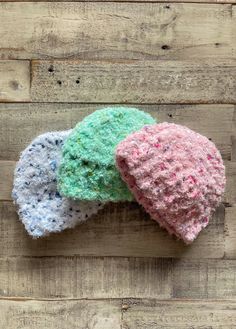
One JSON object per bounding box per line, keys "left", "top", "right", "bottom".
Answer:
{"left": 12, "top": 131, "right": 103, "bottom": 238}
{"left": 116, "top": 122, "right": 225, "bottom": 243}
{"left": 58, "top": 107, "right": 156, "bottom": 202}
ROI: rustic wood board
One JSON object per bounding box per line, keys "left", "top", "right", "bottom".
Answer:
{"left": 1, "top": 257, "right": 236, "bottom": 299}
{"left": 0, "top": 3, "right": 234, "bottom": 60}
{"left": 225, "top": 206, "right": 236, "bottom": 258}
{"left": 122, "top": 300, "right": 236, "bottom": 329}
{"left": 0, "top": 299, "right": 122, "bottom": 329}
{"left": 2, "top": 299, "right": 236, "bottom": 329}
{"left": 31, "top": 60, "right": 236, "bottom": 103}
{"left": 1, "top": 1, "right": 236, "bottom": 328}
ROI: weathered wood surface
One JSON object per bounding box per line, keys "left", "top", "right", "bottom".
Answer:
{"left": 122, "top": 300, "right": 236, "bottom": 329}
{"left": 1, "top": 59, "right": 236, "bottom": 103}
{"left": 0, "top": 161, "right": 14, "bottom": 200}
{"left": 0, "top": 3, "right": 234, "bottom": 60}
{"left": 0, "top": 299, "right": 122, "bottom": 329}
{"left": 0, "top": 104, "right": 234, "bottom": 161}
{"left": 226, "top": 162, "right": 236, "bottom": 205}
{"left": 0, "top": 201, "right": 225, "bottom": 258}
{"left": 31, "top": 60, "right": 236, "bottom": 103}
{"left": 1, "top": 257, "right": 236, "bottom": 299}
{"left": 1, "top": 299, "right": 236, "bottom": 329}
{"left": 225, "top": 206, "right": 236, "bottom": 259}
{"left": 0, "top": 257, "right": 172, "bottom": 299}
{"left": 0, "top": 61, "right": 30, "bottom": 102}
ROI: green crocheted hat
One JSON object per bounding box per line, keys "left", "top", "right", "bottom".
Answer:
{"left": 58, "top": 107, "right": 156, "bottom": 202}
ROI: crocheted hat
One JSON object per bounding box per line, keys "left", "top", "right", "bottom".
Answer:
{"left": 12, "top": 131, "right": 104, "bottom": 238}
{"left": 116, "top": 122, "right": 225, "bottom": 243}
{"left": 58, "top": 107, "right": 156, "bottom": 202}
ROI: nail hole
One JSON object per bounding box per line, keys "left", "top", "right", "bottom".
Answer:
{"left": 162, "top": 45, "right": 170, "bottom": 50}
{"left": 48, "top": 65, "right": 54, "bottom": 73}
{"left": 208, "top": 138, "right": 212, "bottom": 141}
{"left": 57, "top": 80, "right": 62, "bottom": 86}
{"left": 165, "top": 5, "right": 170, "bottom": 9}
{"left": 215, "top": 43, "right": 220, "bottom": 46}
{"left": 9, "top": 80, "right": 19, "bottom": 90}
{"left": 168, "top": 113, "right": 173, "bottom": 118}
{"left": 76, "top": 78, "right": 80, "bottom": 84}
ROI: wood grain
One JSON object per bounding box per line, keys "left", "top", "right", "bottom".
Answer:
{"left": 0, "top": 3, "right": 234, "bottom": 60}
{"left": 122, "top": 300, "right": 236, "bottom": 329}
{"left": 0, "top": 201, "right": 225, "bottom": 259}
{"left": 226, "top": 162, "right": 236, "bottom": 205}
{"left": 1, "top": 257, "right": 236, "bottom": 299}
{"left": 225, "top": 206, "right": 236, "bottom": 259}
{"left": 0, "top": 161, "right": 14, "bottom": 200}
{"left": 2, "top": 299, "right": 236, "bottom": 329}
{"left": 0, "top": 299, "right": 121, "bottom": 329}
{"left": 0, "top": 257, "right": 172, "bottom": 299}
{"left": 0, "top": 61, "right": 30, "bottom": 102}
{"left": 0, "top": 104, "right": 234, "bottom": 161}
{"left": 31, "top": 60, "right": 236, "bottom": 103}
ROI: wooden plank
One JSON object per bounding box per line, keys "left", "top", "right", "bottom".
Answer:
{"left": 0, "top": 299, "right": 121, "bottom": 329}
{"left": 1, "top": 257, "right": 236, "bottom": 299}
{"left": 225, "top": 206, "right": 236, "bottom": 259}
{"left": 122, "top": 300, "right": 236, "bottom": 329}
{"left": 0, "top": 104, "right": 233, "bottom": 161}
{"left": 0, "top": 161, "right": 14, "bottom": 200}
{"left": 0, "top": 257, "right": 172, "bottom": 299}
{"left": 0, "top": 61, "right": 30, "bottom": 102}
{"left": 225, "top": 162, "right": 236, "bottom": 205}
{"left": 172, "top": 258, "right": 236, "bottom": 298}
{"left": 0, "top": 201, "right": 225, "bottom": 258}
{"left": 31, "top": 60, "right": 236, "bottom": 103}
{"left": 2, "top": 299, "right": 236, "bottom": 329}
{"left": 0, "top": 3, "right": 234, "bottom": 60}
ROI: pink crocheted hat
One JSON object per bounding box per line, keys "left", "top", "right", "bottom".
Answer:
{"left": 116, "top": 122, "right": 225, "bottom": 244}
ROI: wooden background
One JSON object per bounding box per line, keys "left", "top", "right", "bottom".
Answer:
{"left": 0, "top": 1, "right": 236, "bottom": 328}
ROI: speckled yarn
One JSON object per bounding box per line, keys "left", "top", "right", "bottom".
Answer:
{"left": 12, "top": 131, "right": 104, "bottom": 238}
{"left": 116, "top": 123, "right": 225, "bottom": 243}
{"left": 58, "top": 107, "right": 156, "bottom": 202}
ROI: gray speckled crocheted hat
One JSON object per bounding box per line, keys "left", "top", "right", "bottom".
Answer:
{"left": 12, "top": 131, "right": 104, "bottom": 238}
